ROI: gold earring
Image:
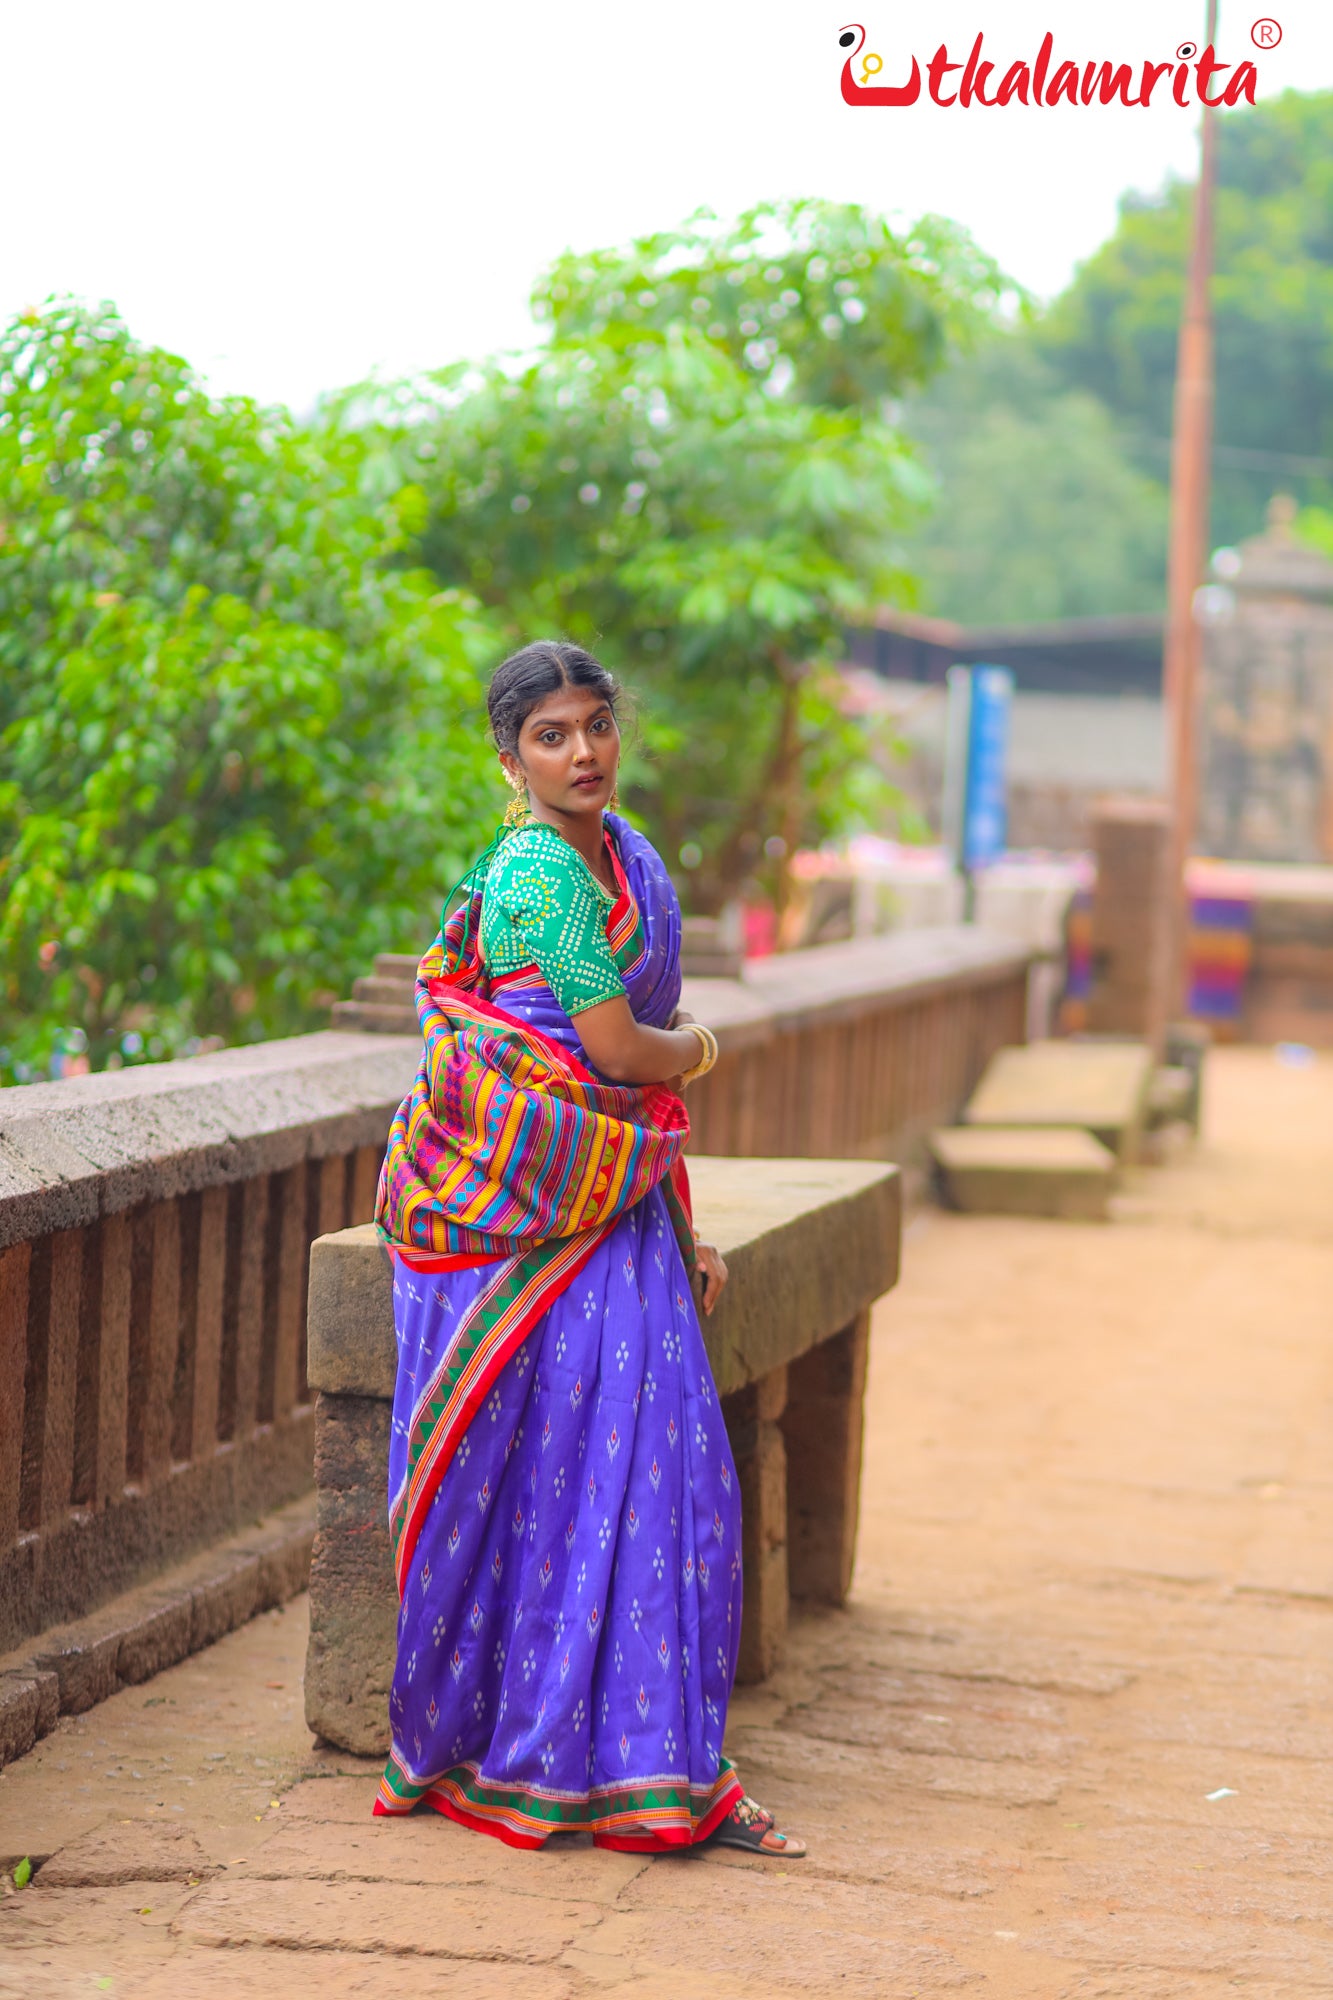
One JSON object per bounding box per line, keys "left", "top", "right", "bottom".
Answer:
{"left": 608, "top": 780, "right": 621, "bottom": 812}
{"left": 502, "top": 771, "right": 531, "bottom": 829}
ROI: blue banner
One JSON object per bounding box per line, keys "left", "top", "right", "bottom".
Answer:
{"left": 961, "top": 665, "right": 1012, "bottom": 870}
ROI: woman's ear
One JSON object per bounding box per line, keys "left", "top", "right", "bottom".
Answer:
{"left": 498, "top": 752, "right": 524, "bottom": 791}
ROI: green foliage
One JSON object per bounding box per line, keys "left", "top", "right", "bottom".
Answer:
{"left": 12, "top": 1857, "right": 31, "bottom": 1889}
{"left": 535, "top": 200, "right": 1008, "bottom": 412}
{"left": 0, "top": 303, "right": 497, "bottom": 1082}
{"left": 898, "top": 91, "right": 1333, "bottom": 617}
{"left": 387, "top": 324, "right": 931, "bottom": 911}
{"left": 371, "top": 200, "right": 1000, "bottom": 909}
{"left": 1295, "top": 504, "right": 1333, "bottom": 559}
{"left": 904, "top": 338, "right": 1167, "bottom": 622}
{"left": 1038, "top": 89, "right": 1333, "bottom": 543}
{"left": 3, "top": 202, "right": 994, "bottom": 1072}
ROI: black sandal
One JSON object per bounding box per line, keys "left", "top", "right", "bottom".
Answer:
{"left": 705, "top": 1793, "right": 807, "bottom": 1859}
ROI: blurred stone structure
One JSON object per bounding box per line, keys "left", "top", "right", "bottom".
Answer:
{"left": 1198, "top": 497, "right": 1333, "bottom": 863}
{"left": 1087, "top": 798, "right": 1175, "bottom": 1054}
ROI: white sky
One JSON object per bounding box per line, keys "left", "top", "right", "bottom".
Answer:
{"left": 5, "top": 0, "right": 1328, "bottom": 410}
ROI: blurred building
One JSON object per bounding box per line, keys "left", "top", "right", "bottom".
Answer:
{"left": 842, "top": 608, "right": 1165, "bottom": 852}
{"left": 850, "top": 503, "right": 1333, "bottom": 864}
{"left": 842, "top": 511, "right": 1333, "bottom": 1042}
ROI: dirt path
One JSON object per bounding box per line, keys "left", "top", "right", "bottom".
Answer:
{"left": 2, "top": 1046, "right": 1330, "bottom": 1997}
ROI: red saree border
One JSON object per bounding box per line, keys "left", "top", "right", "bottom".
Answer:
{"left": 373, "top": 1750, "right": 742, "bottom": 1853}
{"left": 390, "top": 1244, "right": 508, "bottom": 1274}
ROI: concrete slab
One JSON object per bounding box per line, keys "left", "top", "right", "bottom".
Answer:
{"left": 963, "top": 1039, "right": 1153, "bottom": 1160}
{"left": 931, "top": 1125, "right": 1115, "bottom": 1220}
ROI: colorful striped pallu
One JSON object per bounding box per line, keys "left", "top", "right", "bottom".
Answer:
{"left": 373, "top": 815, "right": 744, "bottom": 1849}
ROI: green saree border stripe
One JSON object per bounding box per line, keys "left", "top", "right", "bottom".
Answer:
{"left": 377, "top": 1753, "right": 737, "bottom": 1833}
{"left": 662, "top": 1166, "right": 697, "bottom": 1277}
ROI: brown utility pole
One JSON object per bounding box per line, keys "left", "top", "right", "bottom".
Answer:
{"left": 1161, "top": 0, "right": 1220, "bottom": 1007}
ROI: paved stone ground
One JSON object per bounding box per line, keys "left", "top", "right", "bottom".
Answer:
{"left": 1, "top": 1046, "right": 1329, "bottom": 1998}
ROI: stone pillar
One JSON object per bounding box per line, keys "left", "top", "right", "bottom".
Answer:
{"left": 304, "top": 1392, "right": 397, "bottom": 1756}
{"left": 782, "top": 1313, "right": 870, "bottom": 1605}
{"left": 721, "top": 1367, "right": 788, "bottom": 1684}
{"left": 1087, "top": 797, "right": 1175, "bottom": 1055}
{"left": 1198, "top": 497, "right": 1333, "bottom": 864}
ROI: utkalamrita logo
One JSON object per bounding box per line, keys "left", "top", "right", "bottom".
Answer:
{"left": 837, "top": 21, "right": 1265, "bottom": 107}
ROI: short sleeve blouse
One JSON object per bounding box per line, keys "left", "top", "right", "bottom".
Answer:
{"left": 479, "top": 822, "right": 628, "bottom": 1017}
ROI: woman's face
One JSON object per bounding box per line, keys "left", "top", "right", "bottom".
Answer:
{"left": 501, "top": 684, "right": 620, "bottom": 824}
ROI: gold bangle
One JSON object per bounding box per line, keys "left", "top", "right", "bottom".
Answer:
{"left": 680, "top": 1022, "right": 718, "bottom": 1085}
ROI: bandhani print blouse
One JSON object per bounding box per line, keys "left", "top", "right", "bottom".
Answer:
{"left": 479, "top": 820, "right": 644, "bottom": 1016}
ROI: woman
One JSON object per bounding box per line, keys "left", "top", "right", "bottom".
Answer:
{"left": 373, "top": 640, "right": 804, "bottom": 1858}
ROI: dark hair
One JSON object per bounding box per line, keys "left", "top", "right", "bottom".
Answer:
{"left": 487, "top": 640, "right": 623, "bottom": 754}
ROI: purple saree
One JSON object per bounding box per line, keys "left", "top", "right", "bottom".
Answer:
{"left": 373, "top": 815, "right": 744, "bottom": 1849}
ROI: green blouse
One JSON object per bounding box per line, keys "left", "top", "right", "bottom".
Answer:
{"left": 479, "top": 821, "right": 630, "bottom": 1017}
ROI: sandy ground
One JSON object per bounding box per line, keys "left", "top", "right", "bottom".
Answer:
{"left": 1, "top": 1044, "right": 1330, "bottom": 1998}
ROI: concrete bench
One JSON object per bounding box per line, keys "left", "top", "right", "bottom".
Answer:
{"left": 930, "top": 1124, "right": 1115, "bottom": 1221}
{"left": 303, "top": 1157, "right": 901, "bottom": 1756}
{"left": 964, "top": 1040, "right": 1154, "bottom": 1165}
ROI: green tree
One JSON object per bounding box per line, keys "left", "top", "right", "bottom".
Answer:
{"left": 374, "top": 201, "right": 999, "bottom": 911}
{"left": 383, "top": 324, "right": 926, "bottom": 914}
{"left": 1038, "top": 89, "right": 1333, "bottom": 543}
{"left": 903, "top": 337, "right": 1168, "bottom": 622}
{"left": 536, "top": 200, "right": 1007, "bottom": 412}
{"left": 0, "top": 303, "right": 496, "bottom": 1082}
{"left": 1295, "top": 502, "right": 1333, "bottom": 559}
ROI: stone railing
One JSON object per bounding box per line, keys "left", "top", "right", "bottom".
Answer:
{"left": 339, "top": 925, "right": 1032, "bottom": 1168}
{"left": 680, "top": 928, "right": 1030, "bottom": 1163}
{"left": 0, "top": 1033, "right": 417, "bottom": 1656}
{"left": 0, "top": 926, "right": 1030, "bottom": 1657}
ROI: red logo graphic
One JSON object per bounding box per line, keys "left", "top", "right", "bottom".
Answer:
{"left": 838, "top": 22, "right": 1262, "bottom": 109}
{"left": 838, "top": 22, "right": 920, "bottom": 103}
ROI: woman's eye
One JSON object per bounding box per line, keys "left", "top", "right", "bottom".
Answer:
{"left": 591, "top": 718, "right": 610, "bottom": 733}
{"left": 539, "top": 731, "right": 562, "bottom": 745}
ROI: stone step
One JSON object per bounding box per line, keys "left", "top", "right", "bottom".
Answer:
{"left": 351, "top": 974, "right": 417, "bottom": 1005}
{"left": 964, "top": 1039, "right": 1153, "bottom": 1161}
{"left": 373, "top": 953, "right": 420, "bottom": 981}
{"left": 931, "top": 1124, "right": 1115, "bottom": 1220}
{"left": 330, "top": 999, "right": 418, "bottom": 1035}
{"left": 0, "top": 1494, "right": 315, "bottom": 1769}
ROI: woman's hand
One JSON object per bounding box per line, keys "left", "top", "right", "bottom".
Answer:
{"left": 693, "top": 1240, "right": 729, "bottom": 1316}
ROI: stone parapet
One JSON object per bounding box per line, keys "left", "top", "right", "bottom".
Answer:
{"left": 0, "top": 1035, "right": 419, "bottom": 1655}
{"left": 333, "top": 926, "right": 1032, "bottom": 1170}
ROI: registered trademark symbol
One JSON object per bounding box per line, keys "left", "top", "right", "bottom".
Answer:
{"left": 1251, "top": 16, "right": 1282, "bottom": 46}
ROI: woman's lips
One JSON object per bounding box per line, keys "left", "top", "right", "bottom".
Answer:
{"left": 572, "top": 773, "right": 604, "bottom": 790}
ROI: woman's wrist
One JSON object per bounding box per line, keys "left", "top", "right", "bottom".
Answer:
{"left": 679, "top": 1021, "right": 718, "bottom": 1085}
